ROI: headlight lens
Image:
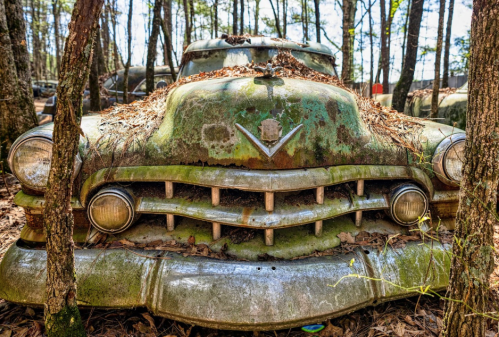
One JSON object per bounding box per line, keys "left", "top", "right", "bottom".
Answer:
{"left": 10, "top": 137, "right": 52, "bottom": 191}
{"left": 443, "top": 140, "right": 465, "bottom": 182}
{"left": 432, "top": 134, "right": 466, "bottom": 186}
{"left": 88, "top": 188, "right": 136, "bottom": 233}
{"left": 390, "top": 184, "right": 429, "bottom": 226}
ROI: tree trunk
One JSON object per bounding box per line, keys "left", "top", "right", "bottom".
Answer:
{"left": 160, "top": 18, "right": 176, "bottom": 79}
{"left": 213, "top": 0, "right": 218, "bottom": 37}
{"left": 254, "top": 0, "right": 260, "bottom": 34}
{"left": 442, "top": 0, "right": 454, "bottom": 88}
{"left": 442, "top": 2, "right": 498, "bottom": 336}
{"left": 314, "top": 0, "right": 320, "bottom": 42}
{"left": 51, "top": 0, "right": 61, "bottom": 74}
{"left": 89, "top": 35, "right": 101, "bottom": 112}
{"left": 95, "top": 29, "right": 106, "bottom": 75}
{"left": 0, "top": 0, "right": 38, "bottom": 159}
{"left": 240, "top": 0, "right": 244, "bottom": 34}
{"left": 146, "top": 0, "right": 162, "bottom": 94}
{"left": 123, "top": 0, "right": 133, "bottom": 104}
{"left": 282, "top": 0, "right": 287, "bottom": 38}
{"left": 400, "top": 0, "right": 411, "bottom": 69}
{"left": 368, "top": 0, "right": 373, "bottom": 97}
{"left": 101, "top": 7, "right": 111, "bottom": 69}
{"left": 269, "top": 0, "right": 282, "bottom": 37}
{"left": 183, "top": 0, "right": 191, "bottom": 45}
{"left": 341, "top": 0, "right": 358, "bottom": 86}
{"left": 111, "top": 0, "right": 121, "bottom": 71}
{"left": 189, "top": 0, "right": 194, "bottom": 40}
{"left": 429, "top": 0, "right": 446, "bottom": 119}
{"left": 232, "top": 0, "right": 237, "bottom": 34}
{"left": 392, "top": 0, "right": 425, "bottom": 112}
{"left": 43, "top": 0, "right": 103, "bottom": 335}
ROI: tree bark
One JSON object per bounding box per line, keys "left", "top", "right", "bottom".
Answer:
{"left": 282, "top": 0, "right": 287, "bottom": 38}
{"left": 400, "top": 0, "right": 411, "bottom": 69}
{"left": 89, "top": 35, "right": 101, "bottom": 112}
{"left": 442, "top": 0, "right": 454, "bottom": 88}
{"left": 442, "top": 2, "right": 499, "bottom": 336}
{"left": 213, "top": 0, "right": 218, "bottom": 37}
{"left": 254, "top": 0, "right": 260, "bottom": 34}
{"left": 314, "top": 0, "right": 320, "bottom": 42}
{"left": 123, "top": 0, "right": 133, "bottom": 104}
{"left": 51, "top": 0, "right": 61, "bottom": 74}
{"left": 101, "top": 7, "right": 111, "bottom": 69}
{"left": 43, "top": 0, "right": 103, "bottom": 335}
{"left": 146, "top": 0, "right": 162, "bottom": 94}
{"left": 341, "top": 0, "right": 358, "bottom": 86}
{"left": 380, "top": 0, "right": 394, "bottom": 93}
{"left": 232, "top": 0, "right": 237, "bottom": 34}
{"left": 183, "top": 0, "right": 191, "bottom": 45}
{"left": 429, "top": 0, "right": 446, "bottom": 119}
{"left": 269, "top": 0, "right": 282, "bottom": 37}
{"left": 240, "top": 0, "right": 244, "bottom": 34}
{"left": 392, "top": 0, "right": 425, "bottom": 112}
{"left": 0, "top": 0, "right": 38, "bottom": 159}
{"left": 368, "top": 0, "right": 373, "bottom": 97}
{"left": 160, "top": 18, "right": 176, "bottom": 79}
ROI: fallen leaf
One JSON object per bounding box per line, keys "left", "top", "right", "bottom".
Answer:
{"left": 119, "top": 239, "right": 135, "bottom": 246}
{"left": 141, "top": 312, "right": 156, "bottom": 331}
{"left": 337, "top": 232, "right": 355, "bottom": 244}
{"left": 25, "top": 307, "right": 35, "bottom": 316}
{"left": 188, "top": 235, "right": 195, "bottom": 245}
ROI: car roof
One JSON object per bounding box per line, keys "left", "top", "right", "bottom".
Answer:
{"left": 184, "top": 36, "right": 334, "bottom": 57}
{"left": 114, "top": 66, "right": 177, "bottom": 77}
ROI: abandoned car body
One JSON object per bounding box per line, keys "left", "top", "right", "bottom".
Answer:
{"left": 0, "top": 37, "right": 463, "bottom": 330}
{"left": 375, "top": 82, "right": 468, "bottom": 129}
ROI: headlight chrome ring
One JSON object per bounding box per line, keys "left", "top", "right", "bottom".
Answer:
{"left": 432, "top": 133, "right": 466, "bottom": 186}
{"left": 389, "top": 184, "right": 429, "bottom": 226}
{"left": 88, "top": 187, "right": 136, "bottom": 234}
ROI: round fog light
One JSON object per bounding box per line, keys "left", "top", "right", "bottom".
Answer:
{"left": 390, "top": 184, "right": 428, "bottom": 226}
{"left": 88, "top": 187, "right": 135, "bottom": 233}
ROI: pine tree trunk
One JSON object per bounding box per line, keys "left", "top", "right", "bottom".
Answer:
{"left": 442, "top": 2, "right": 499, "bottom": 336}
{"left": 160, "top": 17, "right": 176, "bottom": 79}
{"left": 400, "top": 0, "right": 411, "bottom": 69}
{"left": 146, "top": 0, "right": 162, "bottom": 94}
{"left": 0, "top": 0, "right": 38, "bottom": 160}
{"left": 341, "top": 0, "right": 358, "bottom": 86}
{"left": 51, "top": 0, "right": 60, "bottom": 74}
{"left": 314, "top": 0, "right": 320, "bottom": 42}
{"left": 213, "top": 0, "right": 218, "bottom": 37}
{"left": 442, "top": 0, "right": 454, "bottom": 88}
{"left": 123, "top": 0, "right": 133, "bottom": 104}
{"left": 43, "top": 0, "right": 103, "bottom": 335}
{"left": 183, "top": 0, "right": 191, "bottom": 45}
{"left": 269, "top": 0, "right": 282, "bottom": 37}
{"left": 89, "top": 35, "right": 101, "bottom": 111}
{"left": 240, "top": 0, "right": 244, "bottom": 34}
{"left": 369, "top": 0, "right": 373, "bottom": 97}
{"left": 282, "top": 0, "right": 287, "bottom": 38}
{"left": 254, "top": 0, "right": 259, "bottom": 34}
{"left": 232, "top": 0, "right": 237, "bottom": 34}
{"left": 101, "top": 7, "right": 111, "bottom": 68}
{"left": 429, "top": 0, "right": 446, "bottom": 119}
{"left": 392, "top": 0, "right": 425, "bottom": 112}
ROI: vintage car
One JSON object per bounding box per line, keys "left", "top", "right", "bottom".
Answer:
{"left": 0, "top": 37, "right": 463, "bottom": 330}
{"left": 42, "top": 66, "right": 175, "bottom": 115}
{"left": 32, "top": 80, "right": 58, "bottom": 98}
{"left": 375, "top": 82, "right": 468, "bottom": 129}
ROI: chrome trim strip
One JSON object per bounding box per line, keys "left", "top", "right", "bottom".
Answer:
{"left": 432, "top": 133, "right": 466, "bottom": 187}
{"left": 80, "top": 165, "right": 435, "bottom": 206}
{"left": 137, "top": 193, "right": 389, "bottom": 229}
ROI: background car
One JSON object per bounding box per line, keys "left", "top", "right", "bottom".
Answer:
{"left": 42, "top": 66, "right": 175, "bottom": 115}
{"left": 375, "top": 82, "right": 468, "bottom": 129}
{"left": 32, "top": 80, "right": 58, "bottom": 98}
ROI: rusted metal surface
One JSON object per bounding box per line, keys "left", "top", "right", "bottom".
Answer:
{"left": 79, "top": 165, "right": 435, "bottom": 206}
{"left": 0, "top": 240, "right": 451, "bottom": 330}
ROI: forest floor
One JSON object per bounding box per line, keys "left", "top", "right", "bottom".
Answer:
{"left": 0, "top": 176, "right": 498, "bottom": 337}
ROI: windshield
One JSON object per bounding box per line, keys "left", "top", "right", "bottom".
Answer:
{"left": 180, "top": 48, "right": 338, "bottom": 78}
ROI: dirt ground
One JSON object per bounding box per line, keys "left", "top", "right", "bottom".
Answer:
{"left": 0, "top": 177, "right": 498, "bottom": 337}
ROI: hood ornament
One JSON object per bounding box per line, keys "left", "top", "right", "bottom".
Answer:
{"left": 236, "top": 120, "right": 303, "bottom": 159}
{"left": 254, "top": 63, "right": 283, "bottom": 78}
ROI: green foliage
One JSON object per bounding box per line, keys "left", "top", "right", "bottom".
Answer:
{"left": 450, "top": 32, "right": 470, "bottom": 75}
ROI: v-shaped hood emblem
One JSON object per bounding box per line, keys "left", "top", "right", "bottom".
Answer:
{"left": 235, "top": 123, "right": 303, "bottom": 159}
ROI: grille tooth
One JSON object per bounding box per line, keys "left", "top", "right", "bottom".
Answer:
{"left": 165, "top": 181, "right": 175, "bottom": 231}
{"left": 265, "top": 192, "right": 274, "bottom": 212}
{"left": 355, "top": 180, "right": 365, "bottom": 227}
{"left": 213, "top": 222, "right": 222, "bottom": 240}
{"left": 265, "top": 229, "right": 274, "bottom": 246}
{"left": 315, "top": 187, "right": 325, "bottom": 237}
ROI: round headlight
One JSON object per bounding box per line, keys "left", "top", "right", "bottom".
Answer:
{"left": 390, "top": 184, "right": 429, "bottom": 226}
{"left": 88, "top": 187, "right": 136, "bottom": 234}
{"left": 432, "top": 134, "right": 466, "bottom": 186}
{"left": 9, "top": 137, "right": 53, "bottom": 191}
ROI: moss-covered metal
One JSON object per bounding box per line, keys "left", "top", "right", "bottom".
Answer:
{"left": 0, "top": 238, "right": 451, "bottom": 330}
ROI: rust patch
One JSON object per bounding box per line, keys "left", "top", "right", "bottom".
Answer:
{"left": 202, "top": 124, "right": 231, "bottom": 143}
{"left": 241, "top": 207, "right": 252, "bottom": 224}
{"left": 326, "top": 99, "right": 339, "bottom": 123}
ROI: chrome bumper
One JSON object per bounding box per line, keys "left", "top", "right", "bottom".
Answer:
{"left": 0, "top": 240, "right": 451, "bottom": 330}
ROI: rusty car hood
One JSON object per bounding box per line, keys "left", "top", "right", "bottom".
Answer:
{"left": 142, "top": 76, "right": 408, "bottom": 169}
